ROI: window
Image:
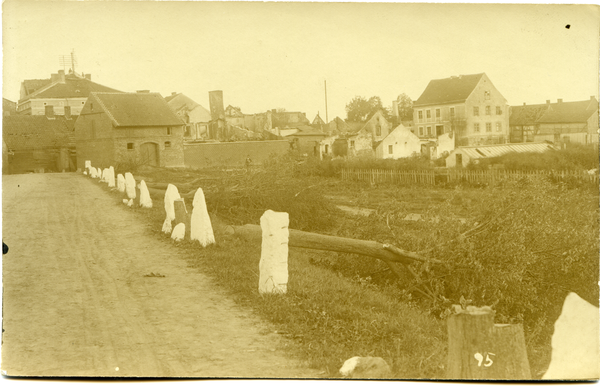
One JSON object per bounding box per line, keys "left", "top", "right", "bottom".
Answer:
{"left": 127, "top": 143, "right": 134, "bottom": 150}
{"left": 473, "top": 106, "right": 479, "bottom": 116}
{"left": 474, "top": 123, "right": 480, "bottom": 132}
{"left": 350, "top": 140, "right": 355, "bottom": 147}
{"left": 165, "top": 141, "right": 171, "bottom": 148}
{"left": 426, "top": 110, "right": 431, "bottom": 119}
{"left": 419, "top": 126, "right": 424, "bottom": 136}
{"left": 486, "top": 123, "right": 492, "bottom": 132}
{"left": 166, "top": 127, "right": 172, "bottom": 135}
{"left": 426, "top": 126, "right": 432, "bottom": 136}
{"left": 435, "top": 108, "right": 441, "bottom": 118}
{"left": 90, "top": 103, "right": 94, "bottom": 111}
{"left": 485, "top": 106, "right": 491, "bottom": 115}
{"left": 388, "top": 145, "right": 393, "bottom": 154}
{"left": 450, "top": 107, "right": 455, "bottom": 117}
{"left": 496, "top": 122, "right": 502, "bottom": 132}
{"left": 418, "top": 111, "right": 423, "bottom": 120}
{"left": 484, "top": 91, "right": 490, "bottom": 100}
{"left": 325, "top": 144, "right": 329, "bottom": 153}
{"left": 496, "top": 106, "right": 502, "bottom": 115}
{"left": 376, "top": 124, "right": 381, "bottom": 136}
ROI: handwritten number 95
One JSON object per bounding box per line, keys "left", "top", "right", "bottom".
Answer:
{"left": 474, "top": 352, "right": 495, "bottom": 367}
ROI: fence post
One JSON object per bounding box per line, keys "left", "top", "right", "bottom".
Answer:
{"left": 447, "top": 306, "right": 531, "bottom": 380}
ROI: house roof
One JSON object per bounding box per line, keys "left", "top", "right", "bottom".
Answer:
{"left": 312, "top": 113, "right": 326, "bottom": 125}
{"left": 225, "top": 105, "right": 244, "bottom": 117}
{"left": 20, "top": 74, "right": 121, "bottom": 102}
{"left": 3, "top": 115, "right": 76, "bottom": 150}
{"left": 166, "top": 93, "right": 202, "bottom": 112}
{"left": 509, "top": 104, "right": 549, "bottom": 126}
{"left": 22, "top": 79, "right": 52, "bottom": 97}
{"left": 286, "top": 125, "right": 327, "bottom": 137}
{"left": 455, "top": 142, "right": 555, "bottom": 160}
{"left": 536, "top": 98, "right": 598, "bottom": 124}
{"left": 414, "top": 73, "right": 485, "bottom": 107}
{"left": 91, "top": 92, "right": 185, "bottom": 127}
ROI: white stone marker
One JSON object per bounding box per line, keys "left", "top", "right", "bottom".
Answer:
{"left": 124, "top": 172, "right": 136, "bottom": 199}
{"left": 138, "top": 180, "right": 153, "bottom": 208}
{"left": 101, "top": 168, "right": 110, "bottom": 183}
{"left": 117, "top": 174, "right": 126, "bottom": 192}
{"left": 127, "top": 199, "right": 134, "bottom": 207}
{"left": 543, "top": 292, "right": 600, "bottom": 380}
{"left": 171, "top": 223, "right": 185, "bottom": 241}
{"left": 90, "top": 167, "right": 98, "bottom": 178}
{"left": 162, "top": 184, "right": 181, "bottom": 234}
{"left": 107, "top": 166, "right": 116, "bottom": 188}
{"left": 190, "top": 188, "right": 215, "bottom": 247}
{"left": 258, "top": 210, "right": 289, "bottom": 294}
{"left": 85, "top": 160, "right": 91, "bottom": 175}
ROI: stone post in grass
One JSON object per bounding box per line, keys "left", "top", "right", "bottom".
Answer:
{"left": 171, "top": 198, "right": 189, "bottom": 240}
{"left": 125, "top": 172, "right": 136, "bottom": 206}
{"left": 258, "top": 210, "right": 289, "bottom": 294}
{"left": 117, "top": 174, "right": 126, "bottom": 192}
{"left": 162, "top": 184, "right": 181, "bottom": 234}
{"left": 138, "top": 180, "right": 153, "bottom": 208}
{"left": 190, "top": 188, "right": 215, "bottom": 247}
{"left": 107, "top": 166, "right": 116, "bottom": 188}
{"left": 84, "top": 160, "right": 91, "bottom": 175}
{"left": 447, "top": 305, "right": 531, "bottom": 380}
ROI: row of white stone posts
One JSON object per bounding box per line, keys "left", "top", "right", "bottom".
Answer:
{"left": 84, "top": 161, "right": 290, "bottom": 295}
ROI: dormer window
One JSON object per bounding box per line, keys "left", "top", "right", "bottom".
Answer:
{"left": 167, "top": 127, "right": 172, "bottom": 135}
{"left": 90, "top": 103, "right": 94, "bottom": 111}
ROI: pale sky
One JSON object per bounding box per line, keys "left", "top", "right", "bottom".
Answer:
{"left": 2, "top": 1, "right": 599, "bottom": 121}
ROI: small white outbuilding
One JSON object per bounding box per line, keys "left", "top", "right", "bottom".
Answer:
{"left": 375, "top": 124, "right": 421, "bottom": 159}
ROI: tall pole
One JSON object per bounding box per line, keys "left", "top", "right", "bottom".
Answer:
{"left": 71, "top": 49, "right": 76, "bottom": 74}
{"left": 324, "top": 80, "right": 329, "bottom": 123}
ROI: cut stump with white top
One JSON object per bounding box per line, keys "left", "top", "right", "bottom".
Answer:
{"left": 107, "top": 166, "right": 116, "bottom": 188}
{"left": 190, "top": 188, "right": 215, "bottom": 247}
{"left": 138, "top": 180, "right": 153, "bottom": 208}
{"left": 116, "top": 174, "right": 125, "bottom": 193}
{"left": 125, "top": 173, "right": 136, "bottom": 199}
{"left": 162, "top": 184, "right": 181, "bottom": 234}
{"left": 258, "top": 210, "right": 289, "bottom": 294}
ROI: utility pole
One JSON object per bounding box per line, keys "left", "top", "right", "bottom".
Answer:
{"left": 71, "top": 49, "right": 76, "bottom": 74}
{"left": 324, "top": 80, "right": 329, "bottom": 123}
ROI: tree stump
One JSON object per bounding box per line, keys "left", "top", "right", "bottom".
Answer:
{"left": 447, "top": 306, "right": 531, "bottom": 380}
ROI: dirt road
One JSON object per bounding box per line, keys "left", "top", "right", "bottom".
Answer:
{"left": 1, "top": 173, "right": 318, "bottom": 378}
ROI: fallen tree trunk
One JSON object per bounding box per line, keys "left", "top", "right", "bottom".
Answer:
{"left": 225, "top": 224, "right": 438, "bottom": 266}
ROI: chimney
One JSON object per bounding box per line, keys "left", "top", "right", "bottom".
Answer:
{"left": 58, "top": 70, "right": 65, "bottom": 83}
{"left": 64, "top": 105, "right": 71, "bottom": 119}
{"left": 208, "top": 90, "right": 225, "bottom": 120}
{"left": 591, "top": 96, "right": 595, "bottom": 100}
{"left": 392, "top": 100, "right": 399, "bottom": 117}
{"left": 84, "top": 74, "right": 91, "bottom": 81}
{"left": 557, "top": 99, "right": 563, "bottom": 103}
{"left": 136, "top": 90, "right": 150, "bottom": 93}
{"left": 50, "top": 73, "right": 58, "bottom": 82}
{"left": 45, "top": 105, "right": 55, "bottom": 119}
{"left": 171, "top": 92, "right": 177, "bottom": 96}
{"left": 546, "top": 100, "right": 551, "bottom": 105}
{"left": 523, "top": 102, "right": 526, "bottom": 106}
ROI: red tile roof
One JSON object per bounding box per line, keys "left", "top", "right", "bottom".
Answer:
{"left": 414, "top": 73, "right": 484, "bottom": 107}
{"left": 3, "top": 115, "right": 76, "bottom": 150}
{"left": 91, "top": 92, "right": 185, "bottom": 127}
{"left": 536, "top": 98, "right": 598, "bottom": 123}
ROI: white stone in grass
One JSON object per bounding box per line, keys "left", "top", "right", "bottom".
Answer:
{"left": 543, "top": 292, "right": 600, "bottom": 380}
{"left": 190, "top": 188, "right": 215, "bottom": 247}
{"left": 127, "top": 199, "right": 134, "bottom": 207}
{"left": 171, "top": 223, "right": 185, "bottom": 241}
{"left": 258, "top": 210, "right": 289, "bottom": 294}
{"left": 122, "top": 199, "right": 128, "bottom": 204}
{"left": 125, "top": 172, "right": 136, "bottom": 199}
{"left": 107, "top": 166, "right": 116, "bottom": 188}
{"left": 91, "top": 167, "right": 99, "bottom": 178}
{"left": 340, "top": 356, "right": 391, "bottom": 379}
{"left": 85, "top": 160, "right": 91, "bottom": 169}
{"left": 83, "top": 171, "right": 88, "bottom": 175}
{"left": 117, "top": 174, "right": 126, "bottom": 192}
{"left": 162, "top": 184, "right": 181, "bottom": 234}
{"left": 101, "top": 168, "right": 110, "bottom": 183}
{"left": 138, "top": 180, "right": 152, "bottom": 208}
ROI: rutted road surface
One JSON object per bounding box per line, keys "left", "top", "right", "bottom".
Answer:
{"left": 2, "top": 173, "right": 318, "bottom": 378}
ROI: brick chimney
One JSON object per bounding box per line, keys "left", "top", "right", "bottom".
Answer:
{"left": 208, "top": 90, "right": 225, "bottom": 120}
{"left": 84, "top": 74, "right": 91, "bottom": 81}
{"left": 523, "top": 102, "right": 526, "bottom": 106}
{"left": 546, "top": 100, "right": 551, "bottom": 105}
{"left": 557, "top": 99, "right": 563, "bottom": 103}
{"left": 45, "top": 105, "right": 55, "bottom": 119}
{"left": 171, "top": 92, "right": 177, "bottom": 96}
{"left": 58, "top": 70, "right": 65, "bottom": 83}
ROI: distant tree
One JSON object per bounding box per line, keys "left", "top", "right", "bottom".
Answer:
{"left": 395, "top": 93, "right": 414, "bottom": 121}
{"left": 346, "top": 96, "right": 392, "bottom": 122}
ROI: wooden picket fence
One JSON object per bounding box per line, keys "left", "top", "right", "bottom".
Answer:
{"left": 341, "top": 168, "right": 599, "bottom": 186}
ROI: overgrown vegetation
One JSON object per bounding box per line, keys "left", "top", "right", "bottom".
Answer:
{"left": 111, "top": 151, "right": 598, "bottom": 378}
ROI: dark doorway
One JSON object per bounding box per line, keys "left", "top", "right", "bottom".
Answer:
{"left": 140, "top": 142, "right": 159, "bottom": 166}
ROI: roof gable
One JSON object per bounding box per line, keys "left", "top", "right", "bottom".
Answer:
{"left": 3, "top": 115, "right": 76, "bottom": 150}
{"left": 90, "top": 92, "right": 185, "bottom": 127}
{"left": 414, "top": 73, "right": 484, "bottom": 106}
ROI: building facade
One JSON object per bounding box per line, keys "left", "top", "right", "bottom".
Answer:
{"left": 413, "top": 73, "right": 509, "bottom": 147}
{"left": 165, "top": 92, "right": 211, "bottom": 140}
{"left": 75, "top": 92, "right": 185, "bottom": 170}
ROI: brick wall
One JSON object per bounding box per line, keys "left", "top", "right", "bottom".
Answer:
{"left": 184, "top": 140, "right": 290, "bottom": 169}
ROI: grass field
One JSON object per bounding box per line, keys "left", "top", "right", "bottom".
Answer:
{"left": 111, "top": 160, "right": 599, "bottom": 379}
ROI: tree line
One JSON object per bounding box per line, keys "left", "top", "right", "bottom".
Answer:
{"left": 345, "top": 93, "right": 413, "bottom": 123}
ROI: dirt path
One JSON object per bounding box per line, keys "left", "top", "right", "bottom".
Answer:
{"left": 1, "top": 173, "right": 319, "bottom": 378}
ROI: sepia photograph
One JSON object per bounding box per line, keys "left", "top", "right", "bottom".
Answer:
{"left": 1, "top": 0, "right": 599, "bottom": 382}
